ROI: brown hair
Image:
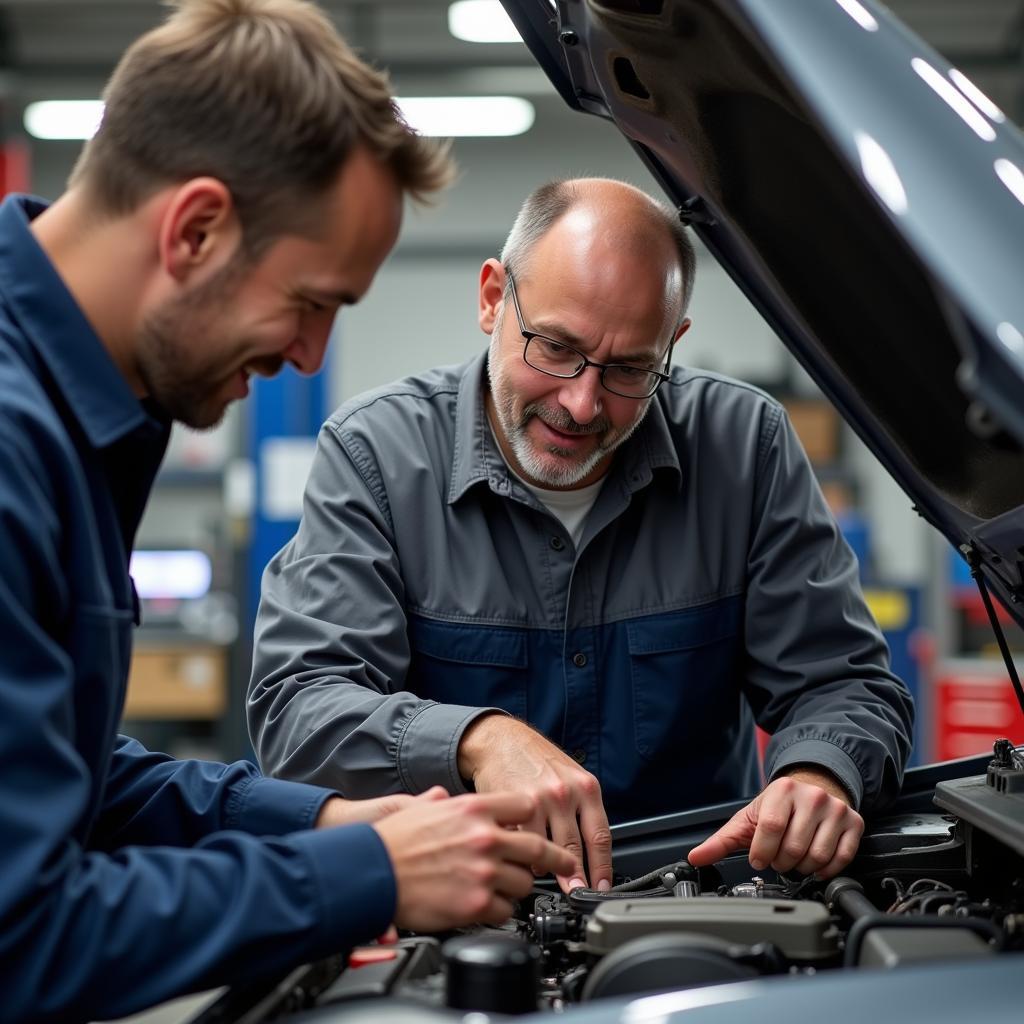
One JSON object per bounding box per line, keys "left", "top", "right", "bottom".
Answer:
{"left": 70, "top": 0, "right": 454, "bottom": 253}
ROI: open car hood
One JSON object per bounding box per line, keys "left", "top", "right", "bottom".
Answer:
{"left": 500, "top": 0, "right": 1024, "bottom": 625}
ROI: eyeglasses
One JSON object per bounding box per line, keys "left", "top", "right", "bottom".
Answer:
{"left": 505, "top": 272, "right": 672, "bottom": 400}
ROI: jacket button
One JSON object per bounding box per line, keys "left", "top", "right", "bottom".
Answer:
{"left": 572, "top": 652, "right": 588, "bottom": 668}
{"left": 571, "top": 749, "right": 587, "bottom": 765}
{"left": 550, "top": 536, "right": 565, "bottom": 551}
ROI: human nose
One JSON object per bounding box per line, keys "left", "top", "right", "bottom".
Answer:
{"left": 557, "top": 365, "right": 603, "bottom": 425}
{"left": 284, "top": 321, "right": 332, "bottom": 375}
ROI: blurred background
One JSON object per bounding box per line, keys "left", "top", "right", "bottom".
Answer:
{"left": 3, "top": 0, "right": 1023, "bottom": 768}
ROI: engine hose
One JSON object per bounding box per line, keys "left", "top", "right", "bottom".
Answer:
{"left": 610, "top": 861, "right": 693, "bottom": 893}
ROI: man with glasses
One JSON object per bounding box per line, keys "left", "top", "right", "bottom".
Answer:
{"left": 249, "top": 178, "right": 913, "bottom": 894}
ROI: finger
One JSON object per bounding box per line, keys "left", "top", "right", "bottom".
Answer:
{"left": 418, "top": 785, "right": 450, "bottom": 802}
{"left": 578, "top": 795, "right": 613, "bottom": 891}
{"left": 475, "top": 791, "right": 539, "bottom": 827}
{"left": 747, "top": 793, "right": 794, "bottom": 871}
{"left": 688, "top": 804, "right": 757, "bottom": 867}
{"left": 813, "top": 818, "right": 864, "bottom": 880}
{"left": 547, "top": 803, "right": 588, "bottom": 892}
{"left": 476, "top": 894, "right": 516, "bottom": 927}
{"left": 768, "top": 800, "right": 824, "bottom": 874}
{"left": 376, "top": 925, "right": 399, "bottom": 945}
{"left": 791, "top": 803, "right": 850, "bottom": 876}
{"left": 499, "top": 829, "right": 576, "bottom": 879}
{"left": 491, "top": 862, "right": 537, "bottom": 902}
{"left": 520, "top": 807, "right": 549, "bottom": 875}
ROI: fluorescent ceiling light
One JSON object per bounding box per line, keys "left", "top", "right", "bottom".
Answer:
{"left": 397, "top": 96, "right": 534, "bottom": 136}
{"left": 26, "top": 95, "right": 534, "bottom": 141}
{"left": 448, "top": 0, "right": 522, "bottom": 43}
{"left": 24, "top": 100, "right": 104, "bottom": 140}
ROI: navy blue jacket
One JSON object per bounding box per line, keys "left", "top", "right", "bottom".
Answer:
{"left": 0, "top": 195, "right": 396, "bottom": 1023}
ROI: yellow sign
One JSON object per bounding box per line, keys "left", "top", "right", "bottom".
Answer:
{"left": 863, "top": 589, "right": 910, "bottom": 631}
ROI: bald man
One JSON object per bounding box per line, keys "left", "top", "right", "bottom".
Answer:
{"left": 249, "top": 178, "right": 914, "bottom": 893}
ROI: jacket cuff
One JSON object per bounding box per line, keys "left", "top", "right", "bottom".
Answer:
{"left": 227, "top": 775, "right": 340, "bottom": 835}
{"left": 290, "top": 823, "right": 396, "bottom": 949}
{"left": 766, "top": 738, "right": 865, "bottom": 809}
{"left": 397, "top": 703, "right": 509, "bottom": 794}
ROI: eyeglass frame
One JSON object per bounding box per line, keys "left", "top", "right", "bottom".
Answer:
{"left": 504, "top": 271, "right": 673, "bottom": 400}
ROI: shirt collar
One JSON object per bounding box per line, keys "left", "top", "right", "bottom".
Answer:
{"left": 0, "top": 194, "right": 159, "bottom": 449}
{"left": 447, "top": 352, "right": 682, "bottom": 505}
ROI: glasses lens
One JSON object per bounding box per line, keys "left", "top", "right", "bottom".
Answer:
{"left": 603, "top": 366, "right": 660, "bottom": 398}
{"left": 524, "top": 336, "right": 585, "bottom": 377}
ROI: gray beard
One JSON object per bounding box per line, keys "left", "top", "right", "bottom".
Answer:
{"left": 487, "top": 328, "right": 650, "bottom": 488}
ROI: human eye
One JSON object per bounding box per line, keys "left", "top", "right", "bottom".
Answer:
{"left": 612, "top": 363, "right": 649, "bottom": 380}
{"left": 535, "top": 337, "right": 574, "bottom": 360}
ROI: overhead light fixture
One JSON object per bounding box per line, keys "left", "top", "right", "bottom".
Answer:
{"left": 24, "top": 100, "right": 104, "bottom": 140}
{"left": 448, "top": 0, "right": 522, "bottom": 43}
{"left": 396, "top": 96, "right": 534, "bottom": 137}
{"left": 25, "top": 95, "right": 535, "bottom": 141}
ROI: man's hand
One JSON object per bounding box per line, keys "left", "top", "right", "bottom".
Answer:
{"left": 315, "top": 791, "right": 420, "bottom": 828}
{"left": 457, "top": 715, "right": 612, "bottom": 894}
{"left": 372, "top": 790, "right": 576, "bottom": 931}
{"left": 687, "top": 768, "right": 864, "bottom": 879}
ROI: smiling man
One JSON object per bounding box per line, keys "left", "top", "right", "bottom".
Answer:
{"left": 0, "top": 3, "right": 578, "bottom": 1021}
{"left": 250, "top": 177, "right": 914, "bottom": 895}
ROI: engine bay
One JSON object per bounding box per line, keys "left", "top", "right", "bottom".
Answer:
{"left": 184, "top": 740, "right": 1024, "bottom": 1023}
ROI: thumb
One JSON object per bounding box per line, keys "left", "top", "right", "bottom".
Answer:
{"left": 687, "top": 804, "right": 758, "bottom": 867}
{"left": 417, "top": 785, "right": 450, "bottom": 802}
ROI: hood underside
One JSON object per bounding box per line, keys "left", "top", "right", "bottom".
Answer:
{"left": 502, "top": 0, "right": 1024, "bottom": 623}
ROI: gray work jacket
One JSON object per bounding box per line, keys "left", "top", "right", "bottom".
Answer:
{"left": 249, "top": 354, "right": 914, "bottom": 823}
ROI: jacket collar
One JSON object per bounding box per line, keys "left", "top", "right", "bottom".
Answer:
{"left": 447, "top": 352, "right": 682, "bottom": 505}
{"left": 0, "top": 194, "right": 159, "bottom": 449}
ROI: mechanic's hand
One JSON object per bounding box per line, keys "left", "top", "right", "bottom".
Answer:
{"left": 457, "top": 714, "right": 612, "bottom": 894}
{"left": 315, "top": 791, "right": 420, "bottom": 828}
{"left": 687, "top": 768, "right": 864, "bottom": 880}
{"left": 373, "top": 790, "right": 576, "bottom": 931}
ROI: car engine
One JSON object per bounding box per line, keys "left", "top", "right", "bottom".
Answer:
{"left": 185, "top": 740, "right": 1024, "bottom": 1022}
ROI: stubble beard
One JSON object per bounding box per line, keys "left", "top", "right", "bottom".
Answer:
{"left": 487, "top": 326, "right": 650, "bottom": 489}
{"left": 136, "top": 257, "right": 265, "bottom": 430}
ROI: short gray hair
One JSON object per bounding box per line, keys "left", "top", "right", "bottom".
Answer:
{"left": 498, "top": 178, "right": 696, "bottom": 317}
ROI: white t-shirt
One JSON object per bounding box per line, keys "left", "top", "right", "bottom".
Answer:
{"left": 490, "top": 423, "right": 605, "bottom": 549}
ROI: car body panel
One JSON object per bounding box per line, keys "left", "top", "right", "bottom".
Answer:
{"left": 500, "top": 0, "right": 1024, "bottom": 623}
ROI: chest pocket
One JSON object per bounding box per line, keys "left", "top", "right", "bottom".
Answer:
{"left": 626, "top": 599, "right": 742, "bottom": 761}
{"left": 408, "top": 615, "right": 529, "bottom": 719}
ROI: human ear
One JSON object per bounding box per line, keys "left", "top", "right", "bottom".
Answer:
{"left": 478, "top": 258, "right": 506, "bottom": 335}
{"left": 157, "top": 177, "right": 242, "bottom": 283}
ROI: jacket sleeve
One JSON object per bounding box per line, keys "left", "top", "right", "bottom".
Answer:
{"left": 248, "top": 420, "right": 497, "bottom": 797}
{"left": 92, "top": 735, "right": 343, "bottom": 849}
{"left": 742, "top": 407, "right": 915, "bottom": 812}
{"left": 0, "top": 438, "right": 396, "bottom": 1023}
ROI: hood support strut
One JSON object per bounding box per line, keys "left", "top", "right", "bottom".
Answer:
{"left": 963, "top": 544, "right": 1024, "bottom": 724}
